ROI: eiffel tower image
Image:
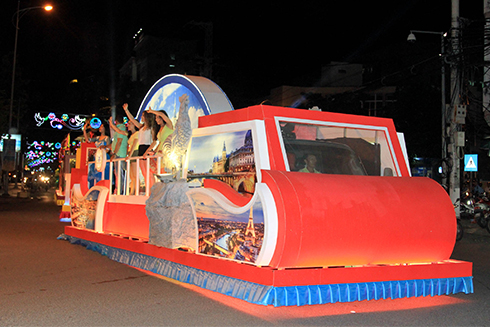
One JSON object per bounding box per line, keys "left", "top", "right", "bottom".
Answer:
{"left": 245, "top": 207, "right": 256, "bottom": 238}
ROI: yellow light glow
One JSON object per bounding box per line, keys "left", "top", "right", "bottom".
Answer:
{"left": 168, "top": 152, "right": 179, "bottom": 169}
{"left": 44, "top": 5, "right": 53, "bottom": 11}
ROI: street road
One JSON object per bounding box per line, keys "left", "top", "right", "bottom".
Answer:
{"left": 1, "top": 188, "right": 490, "bottom": 326}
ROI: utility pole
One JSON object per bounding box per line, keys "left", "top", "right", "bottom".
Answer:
{"left": 448, "top": 0, "right": 462, "bottom": 217}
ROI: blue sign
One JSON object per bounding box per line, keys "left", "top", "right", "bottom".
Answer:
{"left": 464, "top": 154, "right": 478, "bottom": 172}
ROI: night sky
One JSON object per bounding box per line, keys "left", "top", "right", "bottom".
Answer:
{"left": 0, "top": 0, "right": 485, "bottom": 143}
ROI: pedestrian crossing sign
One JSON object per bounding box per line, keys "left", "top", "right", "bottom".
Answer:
{"left": 464, "top": 154, "right": 478, "bottom": 172}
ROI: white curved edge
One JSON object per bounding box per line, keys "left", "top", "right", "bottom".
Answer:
{"left": 71, "top": 184, "right": 110, "bottom": 233}
{"left": 185, "top": 190, "right": 205, "bottom": 253}
{"left": 63, "top": 173, "right": 71, "bottom": 206}
{"left": 254, "top": 183, "right": 278, "bottom": 267}
{"left": 397, "top": 132, "right": 411, "bottom": 176}
{"left": 185, "top": 75, "right": 234, "bottom": 114}
{"left": 186, "top": 187, "right": 257, "bottom": 214}
{"left": 185, "top": 182, "right": 277, "bottom": 267}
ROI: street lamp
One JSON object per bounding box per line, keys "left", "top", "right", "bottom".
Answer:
{"left": 407, "top": 30, "right": 447, "bottom": 180}
{"left": 8, "top": 1, "right": 53, "bottom": 134}
{"left": 3, "top": 1, "right": 52, "bottom": 197}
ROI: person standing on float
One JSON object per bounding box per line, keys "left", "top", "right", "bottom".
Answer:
{"left": 123, "top": 103, "right": 158, "bottom": 194}
{"left": 83, "top": 119, "right": 111, "bottom": 185}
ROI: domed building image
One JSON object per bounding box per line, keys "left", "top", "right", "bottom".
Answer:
{"left": 208, "top": 130, "right": 256, "bottom": 194}
{"left": 229, "top": 130, "right": 254, "bottom": 173}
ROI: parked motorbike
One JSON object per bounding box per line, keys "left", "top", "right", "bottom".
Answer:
{"left": 458, "top": 195, "right": 475, "bottom": 221}
{"left": 453, "top": 198, "right": 465, "bottom": 241}
{"left": 474, "top": 196, "right": 490, "bottom": 231}
{"left": 458, "top": 192, "right": 490, "bottom": 235}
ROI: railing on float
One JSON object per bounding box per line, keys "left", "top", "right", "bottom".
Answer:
{"left": 87, "top": 154, "right": 164, "bottom": 197}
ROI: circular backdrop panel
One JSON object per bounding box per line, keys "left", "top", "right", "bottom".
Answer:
{"left": 136, "top": 74, "right": 234, "bottom": 129}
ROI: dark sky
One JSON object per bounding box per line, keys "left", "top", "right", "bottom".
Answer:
{"left": 0, "top": 0, "right": 485, "bottom": 142}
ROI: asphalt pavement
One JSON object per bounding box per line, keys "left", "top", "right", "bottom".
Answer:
{"left": 1, "top": 185, "right": 490, "bottom": 326}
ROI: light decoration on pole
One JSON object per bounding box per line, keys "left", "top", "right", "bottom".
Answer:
{"left": 34, "top": 112, "right": 87, "bottom": 130}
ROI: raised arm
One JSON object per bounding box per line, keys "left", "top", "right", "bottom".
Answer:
{"left": 148, "top": 107, "right": 173, "bottom": 130}
{"left": 83, "top": 120, "right": 91, "bottom": 142}
{"left": 122, "top": 103, "right": 142, "bottom": 129}
{"left": 109, "top": 116, "right": 128, "bottom": 136}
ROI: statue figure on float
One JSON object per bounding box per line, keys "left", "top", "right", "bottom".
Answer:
{"left": 162, "top": 93, "right": 192, "bottom": 178}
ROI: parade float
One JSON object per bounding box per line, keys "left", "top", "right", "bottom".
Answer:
{"left": 59, "top": 74, "right": 473, "bottom": 307}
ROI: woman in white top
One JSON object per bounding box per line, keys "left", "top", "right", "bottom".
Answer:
{"left": 123, "top": 104, "right": 158, "bottom": 155}
{"left": 123, "top": 103, "right": 158, "bottom": 194}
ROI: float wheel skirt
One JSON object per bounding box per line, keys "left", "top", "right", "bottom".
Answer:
{"left": 61, "top": 226, "right": 473, "bottom": 307}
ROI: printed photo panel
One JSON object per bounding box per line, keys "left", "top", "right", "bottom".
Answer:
{"left": 188, "top": 191, "right": 265, "bottom": 264}
{"left": 187, "top": 129, "right": 256, "bottom": 194}
{"left": 71, "top": 189, "right": 100, "bottom": 230}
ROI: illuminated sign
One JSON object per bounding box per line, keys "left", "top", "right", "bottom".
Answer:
{"left": 34, "top": 112, "right": 87, "bottom": 130}
{"left": 0, "top": 134, "right": 22, "bottom": 152}
{"left": 464, "top": 154, "right": 478, "bottom": 172}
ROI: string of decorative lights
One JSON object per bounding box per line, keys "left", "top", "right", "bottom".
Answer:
{"left": 25, "top": 141, "right": 59, "bottom": 168}
{"left": 34, "top": 112, "right": 88, "bottom": 130}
